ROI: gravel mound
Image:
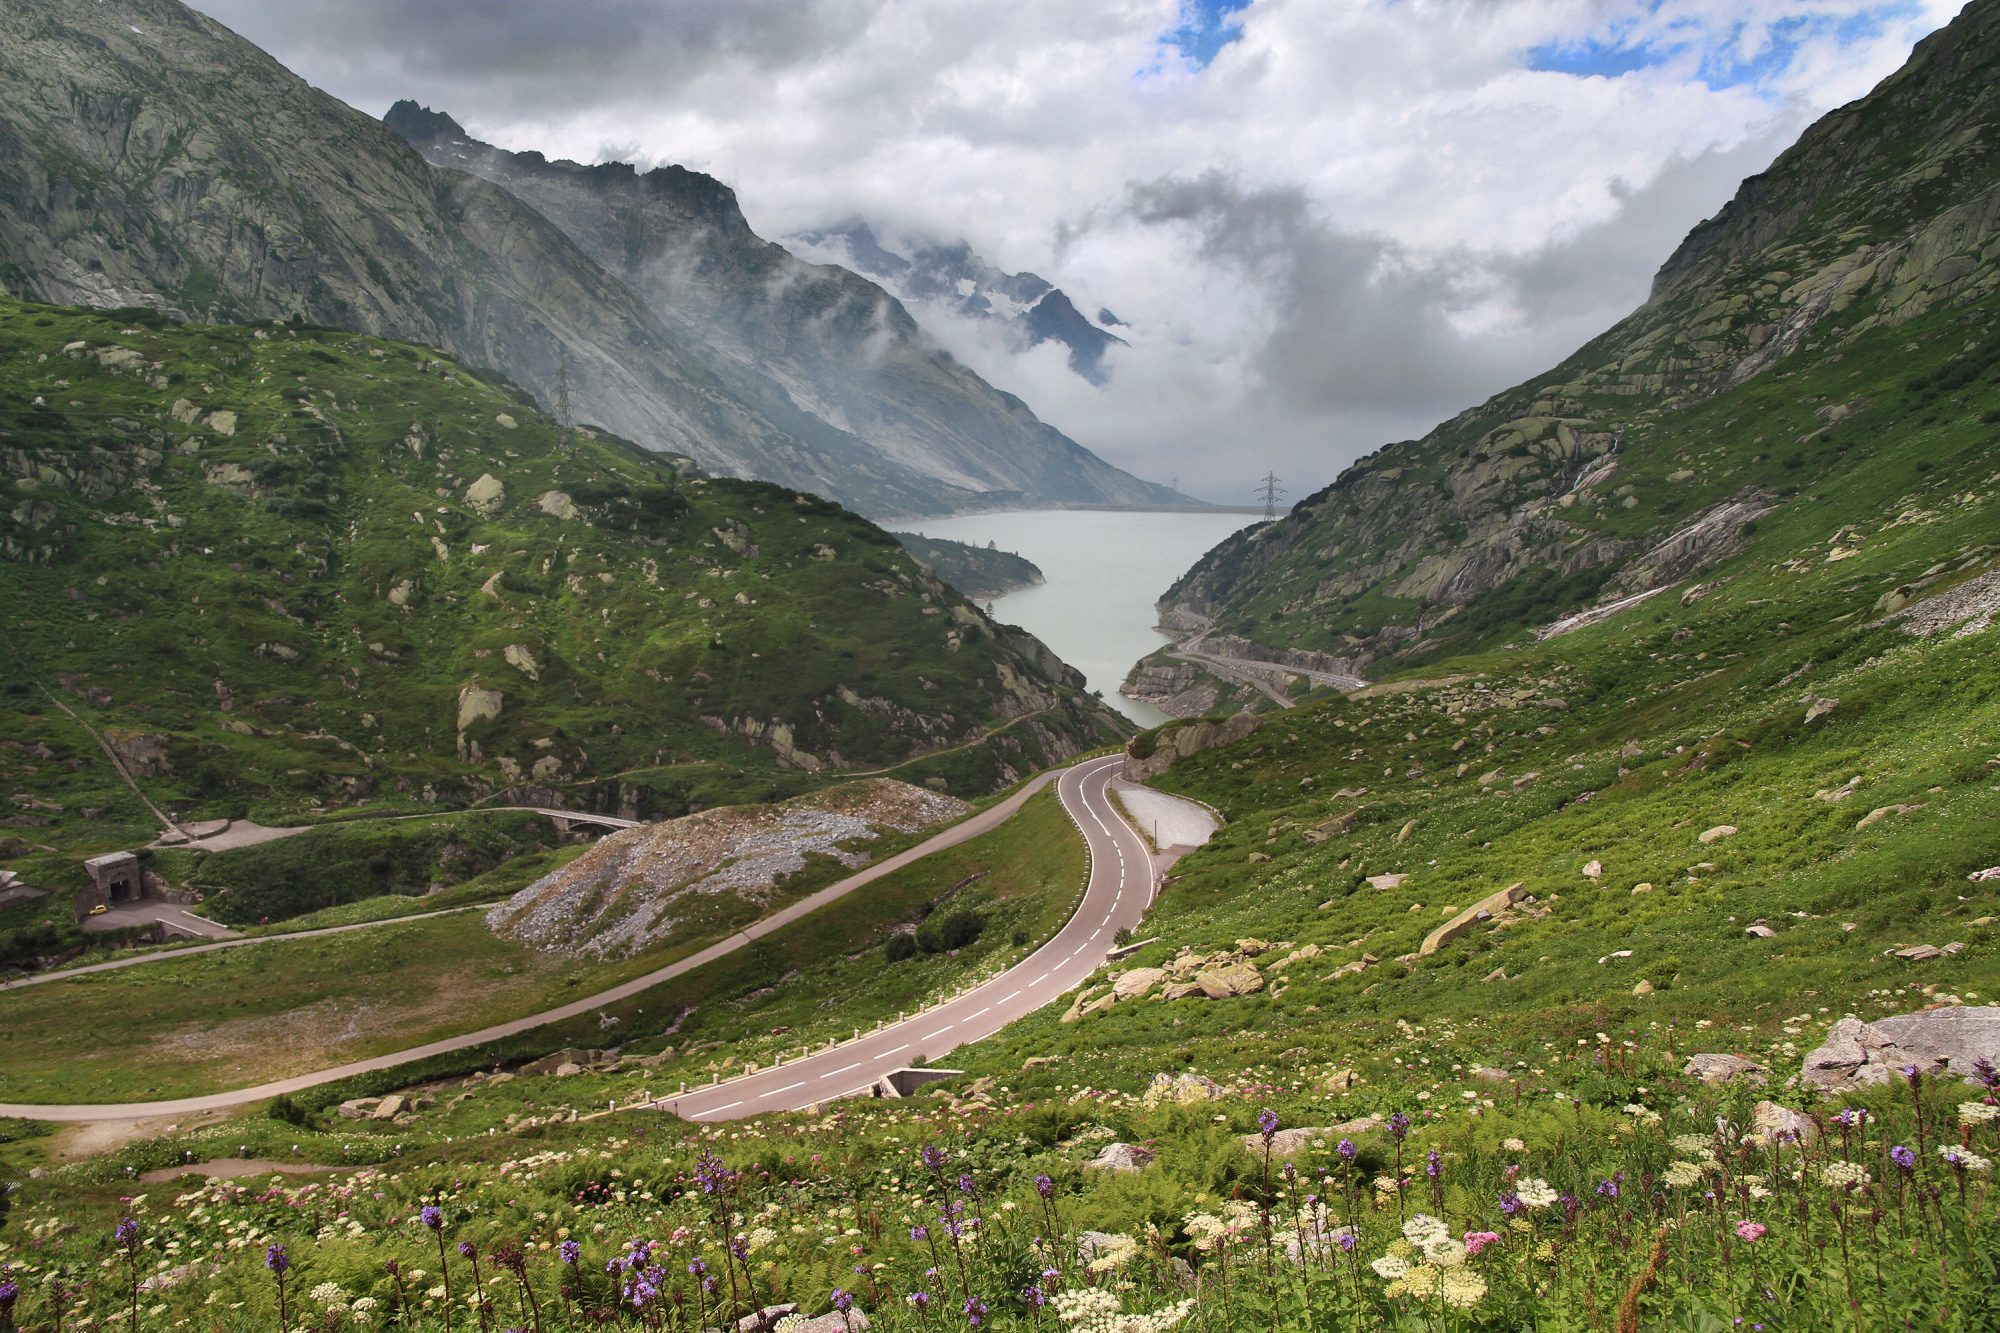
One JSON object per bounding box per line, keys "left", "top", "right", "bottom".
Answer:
{"left": 487, "top": 780, "right": 969, "bottom": 958}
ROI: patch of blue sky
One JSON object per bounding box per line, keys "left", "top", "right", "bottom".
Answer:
{"left": 1527, "top": 2, "right": 1924, "bottom": 92}
{"left": 1161, "top": 0, "right": 1251, "bottom": 69}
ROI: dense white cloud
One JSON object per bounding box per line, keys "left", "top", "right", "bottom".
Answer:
{"left": 190, "top": 0, "right": 1960, "bottom": 502}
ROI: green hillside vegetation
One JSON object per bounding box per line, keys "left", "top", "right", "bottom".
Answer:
{"left": 0, "top": 295, "right": 1122, "bottom": 958}
{"left": 0, "top": 786, "right": 1080, "bottom": 1104}
{"left": 892, "top": 532, "right": 1044, "bottom": 598}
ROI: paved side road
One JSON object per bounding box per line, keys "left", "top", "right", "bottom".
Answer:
{"left": 0, "top": 758, "right": 1129, "bottom": 1123}
{"left": 661, "top": 754, "right": 1149, "bottom": 1121}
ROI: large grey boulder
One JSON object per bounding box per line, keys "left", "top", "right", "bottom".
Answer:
{"left": 1086, "top": 1142, "right": 1156, "bottom": 1173}
{"left": 1800, "top": 1008, "right": 2000, "bottom": 1094}
{"left": 1684, "top": 1053, "right": 1768, "bottom": 1086}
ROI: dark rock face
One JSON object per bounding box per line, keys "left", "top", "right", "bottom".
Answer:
{"left": 387, "top": 108, "right": 1174, "bottom": 515}
{"left": 0, "top": 2, "right": 1176, "bottom": 519}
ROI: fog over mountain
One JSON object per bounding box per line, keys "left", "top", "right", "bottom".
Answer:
{"left": 188, "top": 0, "right": 1958, "bottom": 502}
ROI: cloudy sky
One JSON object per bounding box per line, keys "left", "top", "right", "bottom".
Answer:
{"left": 189, "top": 0, "right": 1959, "bottom": 504}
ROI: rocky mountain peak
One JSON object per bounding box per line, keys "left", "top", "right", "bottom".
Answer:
{"left": 382, "top": 99, "right": 465, "bottom": 143}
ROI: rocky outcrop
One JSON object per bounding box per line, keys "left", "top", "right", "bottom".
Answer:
{"left": 1123, "top": 711, "right": 1260, "bottom": 780}
{"left": 1800, "top": 1008, "right": 2000, "bottom": 1094}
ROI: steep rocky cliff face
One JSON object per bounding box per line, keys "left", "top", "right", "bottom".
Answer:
{"left": 1163, "top": 0, "right": 2000, "bottom": 673}
{"left": 385, "top": 105, "right": 1180, "bottom": 516}
{"left": 0, "top": 0, "right": 1175, "bottom": 518}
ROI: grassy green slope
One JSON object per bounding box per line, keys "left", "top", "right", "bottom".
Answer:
{"left": 0, "top": 298, "right": 1124, "bottom": 942}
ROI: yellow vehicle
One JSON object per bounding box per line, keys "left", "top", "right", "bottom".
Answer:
{"left": 88, "top": 903, "right": 110, "bottom": 916}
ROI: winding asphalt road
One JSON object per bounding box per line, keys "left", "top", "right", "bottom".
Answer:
{"left": 661, "top": 754, "right": 1154, "bottom": 1121}
{"left": 0, "top": 754, "right": 1151, "bottom": 1124}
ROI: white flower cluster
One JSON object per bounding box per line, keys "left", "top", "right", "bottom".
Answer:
{"left": 1938, "top": 1147, "right": 1993, "bottom": 1173}
{"left": 1515, "top": 1178, "right": 1558, "bottom": 1209}
{"left": 1959, "top": 1101, "right": 2000, "bottom": 1126}
{"left": 1819, "top": 1160, "right": 1871, "bottom": 1190}
{"left": 1052, "top": 1288, "right": 1194, "bottom": 1333}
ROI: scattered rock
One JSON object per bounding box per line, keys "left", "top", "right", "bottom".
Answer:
{"left": 1968, "top": 867, "right": 2000, "bottom": 883}
{"left": 1857, "top": 803, "right": 1923, "bottom": 830}
{"left": 1468, "top": 1066, "right": 1513, "bottom": 1083}
{"left": 1482, "top": 967, "right": 1508, "bottom": 983}
{"left": 1800, "top": 1008, "right": 2000, "bottom": 1093}
{"left": 1632, "top": 980, "right": 1655, "bottom": 996}
{"left": 1631, "top": 883, "right": 1654, "bottom": 895}
{"left": 1112, "top": 967, "right": 1166, "bottom": 1001}
{"left": 464, "top": 472, "right": 506, "bottom": 516}
{"left": 1419, "top": 883, "right": 1525, "bottom": 956}
{"left": 1244, "top": 1127, "right": 1338, "bottom": 1159}
{"left": 1365, "top": 873, "right": 1407, "bottom": 890}
{"left": 1750, "top": 1100, "right": 1817, "bottom": 1146}
{"left": 503, "top": 643, "right": 541, "bottom": 680}
{"left": 1684, "top": 1053, "right": 1767, "bottom": 1086}
{"left": 1581, "top": 860, "right": 1603, "bottom": 880}
{"left": 1803, "top": 697, "right": 1839, "bottom": 725}
{"left": 1744, "top": 924, "right": 1777, "bottom": 939}
{"left": 1698, "top": 825, "right": 1738, "bottom": 844}
{"left": 1193, "top": 961, "right": 1265, "bottom": 999}
{"left": 1142, "top": 1072, "right": 1226, "bottom": 1106}
{"left": 1815, "top": 775, "right": 1863, "bottom": 802}
{"left": 537, "top": 490, "right": 577, "bottom": 520}
{"left": 1893, "top": 945, "right": 1944, "bottom": 962}
{"left": 1086, "top": 1142, "right": 1156, "bottom": 1173}
{"left": 370, "top": 1095, "right": 405, "bottom": 1121}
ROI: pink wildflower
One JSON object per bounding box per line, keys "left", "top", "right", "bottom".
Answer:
{"left": 1464, "top": 1231, "right": 1501, "bottom": 1256}
{"left": 1734, "top": 1221, "right": 1767, "bottom": 1243}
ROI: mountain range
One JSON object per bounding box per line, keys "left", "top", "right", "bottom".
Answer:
{"left": 789, "top": 221, "right": 1127, "bottom": 386}
{"left": 0, "top": 0, "right": 1181, "bottom": 518}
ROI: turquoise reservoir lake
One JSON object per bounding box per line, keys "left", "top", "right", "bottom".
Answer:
{"left": 903, "top": 509, "right": 1260, "bottom": 725}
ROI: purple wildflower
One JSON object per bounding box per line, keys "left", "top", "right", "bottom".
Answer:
{"left": 457, "top": 1240, "right": 477, "bottom": 1260}
{"left": 114, "top": 1217, "right": 139, "bottom": 1248}
{"left": 1388, "top": 1112, "right": 1411, "bottom": 1141}
{"left": 1425, "top": 1150, "right": 1441, "bottom": 1180}
{"left": 1499, "top": 1190, "right": 1522, "bottom": 1216}
{"left": 958, "top": 1174, "right": 976, "bottom": 1194}
{"left": 1337, "top": 1231, "right": 1358, "bottom": 1253}
{"left": 1258, "top": 1108, "right": 1280, "bottom": 1141}
{"left": 1596, "top": 1178, "right": 1620, "bottom": 1199}
{"left": 833, "top": 1289, "right": 855, "bottom": 1313}
{"left": 265, "top": 1244, "right": 290, "bottom": 1274}
{"left": 1022, "top": 1285, "right": 1046, "bottom": 1311}
{"left": 908, "top": 1292, "right": 932, "bottom": 1311}
{"left": 921, "top": 1145, "right": 947, "bottom": 1171}
{"left": 1890, "top": 1145, "right": 1917, "bottom": 1173}
{"left": 1034, "top": 1174, "right": 1055, "bottom": 1199}
{"left": 963, "top": 1295, "right": 989, "bottom": 1327}
{"left": 560, "top": 1240, "right": 582, "bottom": 1266}
{"left": 911, "top": 1225, "right": 930, "bottom": 1243}
{"left": 1336, "top": 1138, "right": 1357, "bottom": 1161}
{"left": 419, "top": 1205, "right": 443, "bottom": 1232}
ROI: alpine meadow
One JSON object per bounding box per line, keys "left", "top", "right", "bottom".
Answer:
{"left": 1, "top": 2, "right": 1998, "bottom": 1331}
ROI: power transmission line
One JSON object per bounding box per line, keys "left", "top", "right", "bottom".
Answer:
{"left": 1255, "top": 471, "right": 1286, "bottom": 520}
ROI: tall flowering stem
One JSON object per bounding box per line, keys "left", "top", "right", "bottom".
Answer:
{"left": 420, "top": 1205, "right": 454, "bottom": 1324}
{"left": 114, "top": 1217, "right": 140, "bottom": 1333}
{"left": 266, "top": 1243, "right": 290, "bottom": 1330}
